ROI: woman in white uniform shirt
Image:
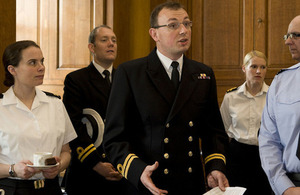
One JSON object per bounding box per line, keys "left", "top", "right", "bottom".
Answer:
{"left": 220, "top": 50, "right": 272, "bottom": 195}
{"left": 0, "top": 40, "right": 77, "bottom": 195}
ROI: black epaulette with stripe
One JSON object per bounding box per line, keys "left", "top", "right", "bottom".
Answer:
{"left": 43, "top": 91, "right": 61, "bottom": 99}
{"left": 0, "top": 93, "right": 3, "bottom": 99}
{"left": 226, "top": 87, "right": 238, "bottom": 93}
{"left": 276, "top": 69, "right": 287, "bottom": 75}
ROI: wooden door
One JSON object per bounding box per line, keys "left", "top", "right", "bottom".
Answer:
{"left": 16, "top": 0, "right": 112, "bottom": 97}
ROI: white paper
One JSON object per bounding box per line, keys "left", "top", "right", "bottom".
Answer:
{"left": 203, "top": 187, "right": 246, "bottom": 195}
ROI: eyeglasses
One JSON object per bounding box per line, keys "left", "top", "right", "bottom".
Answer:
{"left": 153, "top": 21, "right": 192, "bottom": 30}
{"left": 283, "top": 33, "right": 300, "bottom": 40}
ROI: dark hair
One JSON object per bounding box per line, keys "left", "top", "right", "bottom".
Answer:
{"left": 2, "top": 40, "right": 40, "bottom": 87}
{"left": 150, "top": 1, "right": 185, "bottom": 28}
{"left": 88, "top": 25, "right": 112, "bottom": 44}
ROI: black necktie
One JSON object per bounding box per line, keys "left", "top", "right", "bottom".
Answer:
{"left": 171, "top": 61, "right": 179, "bottom": 90}
{"left": 103, "top": 70, "right": 111, "bottom": 87}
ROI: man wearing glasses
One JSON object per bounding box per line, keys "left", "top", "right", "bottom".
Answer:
{"left": 259, "top": 15, "right": 300, "bottom": 195}
{"left": 103, "top": 2, "right": 229, "bottom": 194}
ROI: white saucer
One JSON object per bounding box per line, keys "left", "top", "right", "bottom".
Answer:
{"left": 26, "top": 163, "right": 59, "bottom": 169}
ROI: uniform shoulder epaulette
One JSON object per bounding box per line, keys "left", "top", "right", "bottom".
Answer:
{"left": 0, "top": 93, "right": 3, "bottom": 99}
{"left": 226, "top": 87, "right": 238, "bottom": 93}
{"left": 276, "top": 69, "right": 287, "bottom": 75}
{"left": 43, "top": 91, "right": 61, "bottom": 99}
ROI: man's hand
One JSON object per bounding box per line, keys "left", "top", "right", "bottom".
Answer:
{"left": 283, "top": 187, "right": 300, "bottom": 195}
{"left": 140, "top": 161, "right": 168, "bottom": 195}
{"left": 207, "top": 170, "right": 229, "bottom": 191}
{"left": 93, "top": 162, "right": 122, "bottom": 181}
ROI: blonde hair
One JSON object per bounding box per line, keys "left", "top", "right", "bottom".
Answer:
{"left": 243, "top": 50, "right": 267, "bottom": 67}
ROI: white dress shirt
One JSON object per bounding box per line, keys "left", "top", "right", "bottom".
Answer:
{"left": 156, "top": 49, "right": 183, "bottom": 81}
{"left": 93, "top": 60, "right": 113, "bottom": 82}
{"left": 220, "top": 82, "right": 269, "bottom": 145}
{"left": 0, "top": 87, "right": 77, "bottom": 179}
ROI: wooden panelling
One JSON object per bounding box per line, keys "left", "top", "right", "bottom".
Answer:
{"left": 203, "top": 0, "right": 241, "bottom": 68}
{"left": 3, "top": 0, "right": 300, "bottom": 104}
{"left": 15, "top": 0, "right": 108, "bottom": 97}
{"left": 190, "top": 0, "right": 203, "bottom": 62}
{"left": 113, "top": 0, "right": 151, "bottom": 67}
{"left": 264, "top": 1, "right": 300, "bottom": 90}
{"left": 243, "top": 0, "right": 255, "bottom": 57}
{"left": 268, "top": 1, "right": 300, "bottom": 67}
{"left": 0, "top": 0, "right": 16, "bottom": 93}
{"left": 113, "top": 0, "right": 195, "bottom": 67}
{"left": 16, "top": 0, "right": 37, "bottom": 41}
{"left": 58, "top": 0, "right": 91, "bottom": 69}
{"left": 201, "top": 1, "right": 244, "bottom": 104}
{"left": 113, "top": 0, "right": 300, "bottom": 105}
{"left": 253, "top": 0, "right": 267, "bottom": 54}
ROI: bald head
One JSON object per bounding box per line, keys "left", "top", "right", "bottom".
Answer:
{"left": 291, "top": 15, "right": 300, "bottom": 22}
{"left": 285, "top": 15, "right": 300, "bottom": 61}
{"left": 288, "top": 15, "right": 300, "bottom": 31}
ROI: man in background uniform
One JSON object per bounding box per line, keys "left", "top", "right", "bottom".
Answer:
{"left": 63, "top": 25, "right": 132, "bottom": 194}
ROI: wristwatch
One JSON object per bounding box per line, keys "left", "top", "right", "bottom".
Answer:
{"left": 9, "top": 164, "right": 15, "bottom": 177}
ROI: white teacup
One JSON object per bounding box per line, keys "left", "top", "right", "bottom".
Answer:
{"left": 33, "top": 152, "right": 52, "bottom": 166}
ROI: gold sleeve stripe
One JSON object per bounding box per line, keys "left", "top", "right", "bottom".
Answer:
{"left": 122, "top": 153, "right": 138, "bottom": 179}
{"left": 77, "top": 144, "right": 97, "bottom": 163}
{"left": 205, "top": 153, "right": 226, "bottom": 164}
{"left": 124, "top": 155, "right": 138, "bottom": 179}
{"left": 80, "top": 147, "right": 96, "bottom": 162}
{"left": 122, "top": 154, "right": 135, "bottom": 174}
{"left": 204, "top": 153, "right": 226, "bottom": 164}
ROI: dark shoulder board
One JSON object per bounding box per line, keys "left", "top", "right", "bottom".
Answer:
{"left": 0, "top": 93, "right": 3, "bottom": 99}
{"left": 276, "top": 69, "right": 287, "bottom": 75}
{"left": 226, "top": 87, "right": 238, "bottom": 93}
{"left": 43, "top": 91, "right": 61, "bottom": 99}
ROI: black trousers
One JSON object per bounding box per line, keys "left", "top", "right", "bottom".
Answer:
{"left": 0, "top": 177, "right": 62, "bottom": 195}
{"left": 227, "top": 139, "right": 273, "bottom": 195}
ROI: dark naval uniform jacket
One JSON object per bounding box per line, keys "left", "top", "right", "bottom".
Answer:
{"left": 63, "top": 63, "right": 130, "bottom": 194}
{"left": 103, "top": 49, "right": 228, "bottom": 194}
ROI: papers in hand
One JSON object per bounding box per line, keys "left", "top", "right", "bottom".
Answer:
{"left": 203, "top": 187, "right": 246, "bottom": 195}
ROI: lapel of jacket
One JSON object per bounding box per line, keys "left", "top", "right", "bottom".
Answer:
{"left": 167, "top": 57, "right": 199, "bottom": 122}
{"left": 146, "top": 49, "right": 177, "bottom": 106}
{"left": 111, "top": 68, "right": 116, "bottom": 83}
{"left": 88, "top": 63, "right": 110, "bottom": 98}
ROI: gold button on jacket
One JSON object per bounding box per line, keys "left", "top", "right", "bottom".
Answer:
{"left": 164, "top": 153, "right": 169, "bottom": 159}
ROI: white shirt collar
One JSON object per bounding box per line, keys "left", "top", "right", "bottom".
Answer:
{"left": 2, "top": 87, "right": 49, "bottom": 110}
{"left": 2, "top": 87, "right": 18, "bottom": 106}
{"left": 156, "top": 49, "right": 183, "bottom": 74}
{"left": 238, "top": 82, "right": 269, "bottom": 97}
{"left": 93, "top": 60, "right": 113, "bottom": 78}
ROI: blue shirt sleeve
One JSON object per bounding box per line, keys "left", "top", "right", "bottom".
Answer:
{"left": 259, "top": 75, "right": 295, "bottom": 195}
